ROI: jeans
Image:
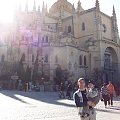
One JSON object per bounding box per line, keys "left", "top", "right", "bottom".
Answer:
{"left": 109, "top": 94, "right": 113, "bottom": 105}
{"left": 80, "top": 110, "right": 96, "bottom": 120}
{"left": 102, "top": 94, "right": 110, "bottom": 106}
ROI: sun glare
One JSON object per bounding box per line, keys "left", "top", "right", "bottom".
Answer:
{"left": 0, "top": 0, "right": 56, "bottom": 23}
{"left": 0, "top": 0, "right": 119, "bottom": 31}
{"left": 0, "top": 0, "right": 17, "bottom": 23}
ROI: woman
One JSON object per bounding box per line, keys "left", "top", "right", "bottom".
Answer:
{"left": 101, "top": 83, "right": 110, "bottom": 108}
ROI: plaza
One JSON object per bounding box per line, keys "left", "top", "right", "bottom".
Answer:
{"left": 0, "top": 90, "right": 119, "bottom": 120}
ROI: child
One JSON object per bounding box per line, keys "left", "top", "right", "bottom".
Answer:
{"left": 81, "top": 80, "right": 100, "bottom": 118}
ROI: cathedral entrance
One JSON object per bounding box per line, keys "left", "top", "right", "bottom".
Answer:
{"left": 103, "top": 47, "right": 118, "bottom": 84}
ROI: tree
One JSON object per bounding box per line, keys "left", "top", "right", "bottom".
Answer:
{"left": 92, "top": 68, "right": 104, "bottom": 88}
{"left": 54, "top": 65, "right": 64, "bottom": 85}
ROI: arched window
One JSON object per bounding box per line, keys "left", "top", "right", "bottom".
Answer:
{"left": 1, "top": 54, "right": 5, "bottom": 62}
{"left": 44, "top": 55, "right": 48, "bottom": 63}
{"left": 46, "top": 36, "right": 48, "bottom": 43}
{"left": 32, "top": 54, "right": 34, "bottom": 63}
{"left": 55, "top": 55, "right": 58, "bottom": 63}
{"left": 104, "top": 49, "right": 112, "bottom": 69}
{"left": 38, "top": 33, "right": 41, "bottom": 42}
{"left": 42, "top": 37, "right": 44, "bottom": 43}
{"left": 82, "top": 22, "right": 85, "bottom": 31}
{"left": 68, "top": 26, "right": 71, "bottom": 33}
{"left": 84, "top": 56, "right": 87, "bottom": 66}
{"left": 22, "top": 53, "right": 25, "bottom": 61}
{"left": 102, "top": 24, "right": 107, "bottom": 33}
{"left": 79, "top": 55, "right": 82, "bottom": 65}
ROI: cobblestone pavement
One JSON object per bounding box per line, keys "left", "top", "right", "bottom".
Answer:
{"left": 0, "top": 90, "right": 120, "bottom": 120}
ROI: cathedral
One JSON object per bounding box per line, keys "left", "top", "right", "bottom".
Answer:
{"left": 0, "top": 0, "right": 120, "bottom": 86}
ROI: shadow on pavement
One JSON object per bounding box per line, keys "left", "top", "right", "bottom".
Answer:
{"left": 113, "top": 97, "right": 120, "bottom": 101}
{"left": 96, "top": 108, "right": 120, "bottom": 114}
{"left": 109, "top": 106, "right": 120, "bottom": 110}
{"left": 1, "top": 90, "right": 120, "bottom": 115}
{"left": 0, "top": 90, "right": 31, "bottom": 105}
{"left": 0, "top": 90, "right": 75, "bottom": 108}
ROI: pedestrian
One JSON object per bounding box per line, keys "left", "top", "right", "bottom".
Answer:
{"left": 73, "top": 81, "right": 78, "bottom": 93}
{"left": 25, "top": 82, "right": 29, "bottom": 92}
{"left": 66, "top": 83, "right": 72, "bottom": 99}
{"left": 17, "top": 79, "right": 22, "bottom": 91}
{"left": 65, "top": 80, "right": 68, "bottom": 90}
{"left": 73, "top": 78, "right": 97, "bottom": 120}
{"left": 118, "top": 81, "right": 120, "bottom": 97}
{"left": 107, "top": 81, "right": 115, "bottom": 106}
{"left": 101, "top": 83, "right": 110, "bottom": 108}
{"left": 58, "top": 82, "right": 65, "bottom": 98}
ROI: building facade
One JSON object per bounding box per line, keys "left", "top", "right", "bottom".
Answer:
{"left": 0, "top": 0, "right": 120, "bottom": 86}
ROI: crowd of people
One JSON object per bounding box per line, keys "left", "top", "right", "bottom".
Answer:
{"left": 58, "top": 82, "right": 73, "bottom": 99}
{"left": 58, "top": 78, "right": 120, "bottom": 120}
{"left": 101, "top": 81, "right": 115, "bottom": 108}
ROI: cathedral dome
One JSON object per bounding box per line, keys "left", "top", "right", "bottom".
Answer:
{"left": 49, "top": 0, "right": 74, "bottom": 14}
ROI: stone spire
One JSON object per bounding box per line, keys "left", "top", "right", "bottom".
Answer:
{"left": 95, "top": 0, "right": 100, "bottom": 10}
{"left": 72, "top": 3, "right": 75, "bottom": 13}
{"left": 45, "top": 3, "right": 48, "bottom": 13}
{"left": 112, "top": 5, "right": 119, "bottom": 43}
{"left": 25, "top": 0, "right": 28, "bottom": 12}
{"left": 112, "top": 5, "right": 116, "bottom": 17}
{"left": 33, "top": 0, "right": 36, "bottom": 11}
{"left": 19, "top": 4, "right": 21, "bottom": 12}
{"left": 58, "top": 10, "right": 63, "bottom": 33}
{"left": 94, "top": 0, "right": 102, "bottom": 40}
{"left": 77, "top": 0, "right": 83, "bottom": 13}
{"left": 38, "top": 5, "right": 40, "bottom": 12}
{"left": 42, "top": 1, "right": 45, "bottom": 12}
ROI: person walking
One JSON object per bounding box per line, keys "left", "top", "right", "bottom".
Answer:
{"left": 73, "top": 78, "right": 96, "bottom": 120}
{"left": 66, "top": 83, "right": 72, "bottom": 99}
{"left": 58, "top": 82, "right": 65, "bottom": 98}
{"left": 107, "top": 81, "right": 115, "bottom": 106}
{"left": 17, "top": 79, "right": 22, "bottom": 91}
{"left": 101, "top": 83, "right": 110, "bottom": 108}
{"left": 117, "top": 81, "right": 120, "bottom": 97}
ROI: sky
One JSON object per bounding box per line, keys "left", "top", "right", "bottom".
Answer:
{"left": 0, "top": 0, "right": 119, "bottom": 32}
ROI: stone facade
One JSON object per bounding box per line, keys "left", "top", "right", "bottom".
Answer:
{"left": 0, "top": 0, "right": 120, "bottom": 85}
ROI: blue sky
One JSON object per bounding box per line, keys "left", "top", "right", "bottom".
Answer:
{"left": 0, "top": 0, "right": 119, "bottom": 33}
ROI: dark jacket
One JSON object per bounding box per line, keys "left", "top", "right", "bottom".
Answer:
{"left": 73, "top": 89, "right": 87, "bottom": 107}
